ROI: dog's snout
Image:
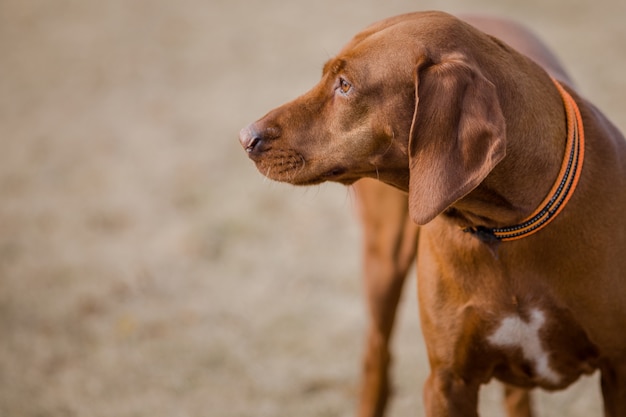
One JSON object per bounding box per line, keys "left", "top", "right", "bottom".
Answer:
{"left": 239, "top": 124, "right": 282, "bottom": 156}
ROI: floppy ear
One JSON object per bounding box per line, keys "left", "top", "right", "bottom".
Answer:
{"left": 408, "top": 57, "right": 506, "bottom": 225}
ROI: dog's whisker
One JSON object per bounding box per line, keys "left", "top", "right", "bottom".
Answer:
{"left": 344, "top": 185, "right": 356, "bottom": 209}
{"left": 380, "top": 131, "right": 395, "bottom": 158}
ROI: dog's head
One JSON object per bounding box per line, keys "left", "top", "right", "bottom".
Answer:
{"left": 240, "top": 12, "right": 506, "bottom": 225}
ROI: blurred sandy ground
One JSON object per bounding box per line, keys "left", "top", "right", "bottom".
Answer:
{"left": 0, "top": 0, "right": 624, "bottom": 416}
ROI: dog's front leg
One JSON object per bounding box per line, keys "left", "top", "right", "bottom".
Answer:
{"left": 416, "top": 245, "right": 495, "bottom": 417}
{"left": 423, "top": 369, "right": 480, "bottom": 417}
{"left": 353, "top": 180, "right": 419, "bottom": 417}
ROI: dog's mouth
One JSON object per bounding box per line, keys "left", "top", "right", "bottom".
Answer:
{"left": 325, "top": 168, "right": 359, "bottom": 185}
{"left": 322, "top": 167, "right": 348, "bottom": 180}
{"left": 291, "top": 166, "right": 354, "bottom": 186}
{"left": 253, "top": 152, "right": 355, "bottom": 186}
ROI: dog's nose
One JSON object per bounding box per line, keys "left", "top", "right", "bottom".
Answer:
{"left": 239, "top": 126, "right": 262, "bottom": 154}
{"left": 239, "top": 124, "right": 282, "bottom": 156}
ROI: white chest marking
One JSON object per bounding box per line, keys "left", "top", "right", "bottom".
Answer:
{"left": 487, "top": 308, "right": 560, "bottom": 384}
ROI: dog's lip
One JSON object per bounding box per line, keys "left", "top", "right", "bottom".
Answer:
{"left": 322, "top": 167, "right": 361, "bottom": 185}
{"left": 321, "top": 167, "right": 360, "bottom": 185}
{"left": 322, "top": 167, "right": 347, "bottom": 178}
{"left": 291, "top": 167, "right": 351, "bottom": 186}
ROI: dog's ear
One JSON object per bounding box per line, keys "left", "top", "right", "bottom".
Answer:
{"left": 408, "top": 56, "right": 506, "bottom": 225}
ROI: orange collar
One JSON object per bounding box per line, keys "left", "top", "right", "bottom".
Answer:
{"left": 467, "top": 79, "right": 585, "bottom": 242}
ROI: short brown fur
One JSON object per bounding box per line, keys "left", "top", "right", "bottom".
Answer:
{"left": 240, "top": 12, "right": 626, "bottom": 417}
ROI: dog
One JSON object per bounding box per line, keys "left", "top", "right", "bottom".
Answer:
{"left": 239, "top": 11, "right": 626, "bottom": 417}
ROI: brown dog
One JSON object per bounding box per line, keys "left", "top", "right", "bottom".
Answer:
{"left": 351, "top": 15, "right": 576, "bottom": 417}
{"left": 239, "top": 11, "right": 626, "bottom": 417}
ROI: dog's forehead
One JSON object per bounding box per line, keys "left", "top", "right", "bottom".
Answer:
{"left": 342, "top": 24, "right": 417, "bottom": 56}
{"left": 320, "top": 12, "right": 478, "bottom": 84}
{"left": 333, "top": 12, "right": 469, "bottom": 65}
{"left": 325, "top": 37, "right": 416, "bottom": 80}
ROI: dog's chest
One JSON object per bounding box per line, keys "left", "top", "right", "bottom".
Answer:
{"left": 487, "top": 308, "right": 560, "bottom": 384}
{"left": 484, "top": 305, "right": 599, "bottom": 389}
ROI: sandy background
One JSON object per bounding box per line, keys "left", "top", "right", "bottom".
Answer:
{"left": 1, "top": 0, "right": 625, "bottom": 416}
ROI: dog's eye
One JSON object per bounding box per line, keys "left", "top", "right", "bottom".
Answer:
{"left": 338, "top": 78, "right": 352, "bottom": 94}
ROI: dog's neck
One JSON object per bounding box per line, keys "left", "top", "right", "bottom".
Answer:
{"left": 447, "top": 71, "right": 573, "bottom": 233}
